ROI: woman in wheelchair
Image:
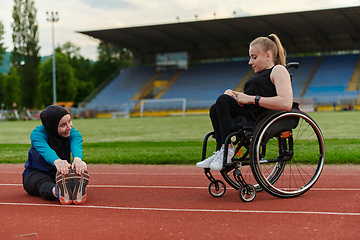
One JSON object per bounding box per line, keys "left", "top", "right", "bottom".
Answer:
{"left": 196, "top": 33, "right": 293, "bottom": 171}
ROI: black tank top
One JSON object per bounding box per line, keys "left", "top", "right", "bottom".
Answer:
{"left": 243, "top": 67, "right": 277, "bottom": 119}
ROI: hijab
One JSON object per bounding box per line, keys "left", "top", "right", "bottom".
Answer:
{"left": 40, "top": 105, "right": 71, "bottom": 162}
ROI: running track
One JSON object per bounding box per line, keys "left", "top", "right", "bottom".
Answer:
{"left": 0, "top": 164, "right": 359, "bottom": 239}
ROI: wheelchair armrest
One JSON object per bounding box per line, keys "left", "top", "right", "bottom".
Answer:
{"left": 292, "top": 102, "right": 300, "bottom": 110}
{"left": 286, "top": 62, "right": 299, "bottom": 70}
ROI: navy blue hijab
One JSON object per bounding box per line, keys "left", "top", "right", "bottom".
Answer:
{"left": 40, "top": 105, "right": 71, "bottom": 162}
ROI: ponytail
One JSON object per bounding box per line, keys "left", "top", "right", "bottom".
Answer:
{"left": 250, "top": 33, "right": 287, "bottom": 67}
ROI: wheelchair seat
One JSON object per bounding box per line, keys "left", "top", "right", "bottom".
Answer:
{"left": 230, "top": 115, "right": 255, "bottom": 131}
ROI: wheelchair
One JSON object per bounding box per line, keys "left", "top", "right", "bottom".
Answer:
{"left": 201, "top": 62, "right": 325, "bottom": 202}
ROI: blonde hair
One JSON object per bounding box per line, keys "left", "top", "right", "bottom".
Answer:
{"left": 250, "top": 33, "right": 287, "bottom": 67}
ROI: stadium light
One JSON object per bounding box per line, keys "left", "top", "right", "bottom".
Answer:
{"left": 46, "top": 11, "right": 59, "bottom": 105}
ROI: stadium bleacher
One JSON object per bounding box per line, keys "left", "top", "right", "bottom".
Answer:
{"left": 303, "top": 54, "right": 360, "bottom": 104}
{"left": 161, "top": 60, "right": 250, "bottom": 109}
{"left": 82, "top": 54, "right": 360, "bottom": 114}
{"left": 287, "top": 56, "right": 318, "bottom": 97}
{"left": 84, "top": 66, "right": 155, "bottom": 112}
{"left": 156, "top": 69, "right": 178, "bottom": 80}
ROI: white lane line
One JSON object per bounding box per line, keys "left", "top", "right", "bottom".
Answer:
{"left": 1, "top": 183, "right": 360, "bottom": 191}
{"left": 0, "top": 171, "right": 359, "bottom": 176}
{"left": 0, "top": 172, "right": 203, "bottom": 175}
{"left": 1, "top": 184, "right": 205, "bottom": 189}
{"left": 0, "top": 202, "right": 359, "bottom": 216}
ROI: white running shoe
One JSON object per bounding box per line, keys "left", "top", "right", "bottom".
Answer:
{"left": 210, "top": 146, "right": 235, "bottom": 171}
{"left": 196, "top": 151, "right": 220, "bottom": 168}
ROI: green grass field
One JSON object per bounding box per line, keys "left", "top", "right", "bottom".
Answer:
{"left": 0, "top": 111, "right": 359, "bottom": 164}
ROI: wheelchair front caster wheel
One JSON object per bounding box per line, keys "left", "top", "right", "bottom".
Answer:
{"left": 239, "top": 184, "right": 256, "bottom": 202}
{"left": 208, "top": 180, "right": 226, "bottom": 197}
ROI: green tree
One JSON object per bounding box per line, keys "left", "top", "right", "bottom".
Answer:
{"left": 0, "top": 20, "right": 6, "bottom": 105}
{"left": 58, "top": 42, "right": 95, "bottom": 105}
{"left": 91, "top": 42, "right": 133, "bottom": 87}
{"left": 60, "top": 41, "right": 81, "bottom": 59}
{"left": 37, "top": 52, "right": 78, "bottom": 107}
{"left": 2, "top": 72, "right": 20, "bottom": 109}
{"left": 0, "top": 21, "right": 6, "bottom": 68}
{"left": 11, "top": 0, "right": 41, "bottom": 109}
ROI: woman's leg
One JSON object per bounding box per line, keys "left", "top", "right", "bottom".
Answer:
{"left": 23, "top": 171, "right": 57, "bottom": 200}
{"left": 215, "top": 94, "right": 253, "bottom": 145}
{"left": 196, "top": 95, "right": 252, "bottom": 169}
{"left": 209, "top": 104, "right": 222, "bottom": 151}
{"left": 208, "top": 94, "right": 255, "bottom": 170}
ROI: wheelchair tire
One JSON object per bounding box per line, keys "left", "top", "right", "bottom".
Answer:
{"left": 250, "top": 110, "right": 325, "bottom": 198}
{"left": 208, "top": 180, "right": 226, "bottom": 197}
{"left": 239, "top": 184, "right": 256, "bottom": 202}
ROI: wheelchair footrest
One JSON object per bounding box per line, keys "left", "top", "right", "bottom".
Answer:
{"left": 224, "top": 162, "right": 236, "bottom": 168}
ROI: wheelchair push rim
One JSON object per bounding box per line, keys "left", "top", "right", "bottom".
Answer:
{"left": 250, "top": 111, "right": 325, "bottom": 198}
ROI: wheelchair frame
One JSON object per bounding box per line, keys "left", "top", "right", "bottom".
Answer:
{"left": 201, "top": 63, "right": 325, "bottom": 202}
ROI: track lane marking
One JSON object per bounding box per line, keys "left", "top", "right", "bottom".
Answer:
{"left": 1, "top": 183, "right": 360, "bottom": 191}
{"left": 0, "top": 171, "right": 359, "bottom": 176}
{"left": 0, "top": 202, "right": 359, "bottom": 216}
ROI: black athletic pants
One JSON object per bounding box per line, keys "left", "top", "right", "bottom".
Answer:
{"left": 23, "top": 171, "right": 57, "bottom": 200}
{"left": 210, "top": 94, "right": 253, "bottom": 150}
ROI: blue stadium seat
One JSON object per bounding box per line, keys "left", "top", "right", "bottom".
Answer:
{"left": 83, "top": 54, "right": 360, "bottom": 113}
{"left": 287, "top": 56, "right": 318, "bottom": 97}
{"left": 161, "top": 60, "right": 250, "bottom": 109}
{"left": 303, "top": 54, "right": 359, "bottom": 104}
{"left": 84, "top": 66, "right": 156, "bottom": 111}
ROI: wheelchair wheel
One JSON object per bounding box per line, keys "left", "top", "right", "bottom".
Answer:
{"left": 250, "top": 110, "right": 325, "bottom": 198}
{"left": 208, "top": 180, "right": 226, "bottom": 197}
{"left": 239, "top": 184, "right": 256, "bottom": 202}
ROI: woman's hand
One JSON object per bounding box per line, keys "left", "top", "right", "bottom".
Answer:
{"left": 224, "top": 89, "right": 237, "bottom": 99}
{"left": 72, "top": 157, "right": 87, "bottom": 174}
{"left": 54, "top": 159, "right": 71, "bottom": 174}
{"left": 235, "top": 92, "right": 254, "bottom": 107}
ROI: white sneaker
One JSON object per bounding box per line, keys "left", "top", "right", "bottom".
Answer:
{"left": 196, "top": 151, "right": 220, "bottom": 168}
{"left": 210, "top": 146, "right": 235, "bottom": 171}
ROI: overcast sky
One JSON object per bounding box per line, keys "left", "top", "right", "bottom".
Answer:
{"left": 0, "top": 0, "right": 359, "bottom": 60}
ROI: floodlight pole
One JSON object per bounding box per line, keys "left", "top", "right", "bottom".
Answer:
{"left": 46, "top": 11, "right": 59, "bottom": 105}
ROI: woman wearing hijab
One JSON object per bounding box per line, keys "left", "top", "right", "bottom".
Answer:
{"left": 22, "top": 105, "right": 89, "bottom": 205}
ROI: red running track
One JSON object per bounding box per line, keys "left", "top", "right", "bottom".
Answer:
{"left": 0, "top": 164, "right": 359, "bottom": 239}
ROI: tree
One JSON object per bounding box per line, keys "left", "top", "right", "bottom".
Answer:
{"left": 2, "top": 72, "right": 20, "bottom": 109}
{"left": 0, "top": 20, "right": 6, "bottom": 105}
{"left": 37, "top": 52, "right": 78, "bottom": 108}
{"left": 60, "top": 41, "right": 81, "bottom": 59}
{"left": 0, "top": 21, "right": 6, "bottom": 68}
{"left": 58, "top": 42, "right": 95, "bottom": 105}
{"left": 91, "top": 42, "right": 133, "bottom": 87}
{"left": 11, "top": 0, "right": 41, "bottom": 109}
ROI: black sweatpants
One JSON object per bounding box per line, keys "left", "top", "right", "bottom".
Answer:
{"left": 23, "top": 171, "right": 57, "bottom": 200}
{"left": 210, "top": 94, "right": 254, "bottom": 150}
